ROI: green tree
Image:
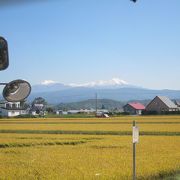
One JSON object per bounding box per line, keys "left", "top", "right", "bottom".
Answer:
{"left": 32, "top": 97, "right": 47, "bottom": 106}
{"left": 46, "top": 107, "right": 54, "bottom": 113}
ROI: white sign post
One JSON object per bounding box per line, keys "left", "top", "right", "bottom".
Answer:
{"left": 133, "top": 121, "right": 139, "bottom": 180}
{"left": 133, "top": 126, "right": 139, "bottom": 144}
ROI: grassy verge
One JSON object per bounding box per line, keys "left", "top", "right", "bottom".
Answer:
{"left": 45, "top": 114, "right": 96, "bottom": 118}
{"left": 1, "top": 121, "right": 180, "bottom": 124}
{"left": 0, "top": 129, "right": 180, "bottom": 136}
{"left": 0, "top": 140, "right": 87, "bottom": 148}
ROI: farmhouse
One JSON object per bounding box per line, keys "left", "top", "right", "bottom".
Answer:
{"left": 123, "top": 102, "right": 145, "bottom": 115}
{"left": 0, "top": 101, "right": 28, "bottom": 117}
{"left": 146, "top": 96, "right": 179, "bottom": 113}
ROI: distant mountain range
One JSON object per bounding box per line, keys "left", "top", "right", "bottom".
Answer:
{"left": 28, "top": 78, "right": 180, "bottom": 104}
{"left": 32, "top": 78, "right": 134, "bottom": 92}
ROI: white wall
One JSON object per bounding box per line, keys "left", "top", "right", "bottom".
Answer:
{"left": 8, "top": 111, "right": 20, "bottom": 117}
{"left": 0, "top": 108, "right": 26, "bottom": 117}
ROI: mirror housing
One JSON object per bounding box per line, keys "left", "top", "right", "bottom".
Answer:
{"left": 0, "top": 37, "right": 9, "bottom": 71}
{"left": 3, "top": 79, "right": 31, "bottom": 102}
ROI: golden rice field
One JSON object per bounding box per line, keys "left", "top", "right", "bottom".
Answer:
{"left": 0, "top": 116, "right": 180, "bottom": 180}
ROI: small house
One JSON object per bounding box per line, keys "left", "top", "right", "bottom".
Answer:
{"left": 123, "top": 102, "right": 145, "bottom": 115}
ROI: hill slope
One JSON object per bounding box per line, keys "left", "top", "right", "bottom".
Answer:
{"left": 56, "top": 99, "right": 126, "bottom": 110}
{"left": 29, "top": 87, "right": 180, "bottom": 104}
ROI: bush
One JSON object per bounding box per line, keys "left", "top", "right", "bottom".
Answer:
{"left": 16, "top": 114, "right": 37, "bottom": 118}
{"left": 142, "top": 110, "right": 180, "bottom": 115}
{"left": 161, "top": 111, "right": 180, "bottom": 115}
{"left": 112, "top": 112, "right": 130, "bottom": 116}
{"left": 142, "top": 110, "right": 158, "bottom": 115}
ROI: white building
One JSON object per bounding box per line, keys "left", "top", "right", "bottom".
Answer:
{"left": 56, "top": 110, "right": 68, "bottom": 115}
{"left": 0, "top": 101, "right": 28, "bottom": 117}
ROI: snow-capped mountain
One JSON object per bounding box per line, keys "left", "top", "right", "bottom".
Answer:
{"left": 32, "top": 78, "right": 133, "bottom": 93}
{"left": 29, "top": 78, "right": 180, "bottom": 104}
{"left": 69, "top": 78, "right": 130, "bottom": 88}
{"left": 41, "top": 80, "right": 58, "bottom": 85}
{"left": 32, "top": 80, "right": 71, "bottom": 93}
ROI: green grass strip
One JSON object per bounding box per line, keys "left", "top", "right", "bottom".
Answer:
{"left": 0, "top": 130, "right": 180, "bottom": 136}
{"left": 0, "top": 140, "right": 87, "bottom": 149}
{"left": 1, "top": 122, "right": 180, "bottom": 125}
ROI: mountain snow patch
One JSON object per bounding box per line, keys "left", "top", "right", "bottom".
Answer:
{"left": 69, "top": 78, "right": 129, "bottom": 87}
{"left": 41, "top": 80, "right": 57, "bottom": 85}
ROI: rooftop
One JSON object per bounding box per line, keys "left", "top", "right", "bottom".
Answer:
{"left": 128, "top": 102, "right": 145, "bottom": 110}
{"left": 157, "top": 96, "right": 177, "bottom": 109}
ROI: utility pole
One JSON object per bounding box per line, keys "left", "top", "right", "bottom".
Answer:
{"left": 95, "top": 93, "right": 98, "bottom": 116}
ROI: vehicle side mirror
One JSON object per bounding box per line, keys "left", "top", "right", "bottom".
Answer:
{"left": 3, "top": 79, "right": 31, "bottom": 102}
{"left": 0, "top": 37, "right": 9, "bottom": 71}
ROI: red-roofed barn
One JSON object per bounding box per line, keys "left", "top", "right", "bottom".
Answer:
{"left": 123, "top": 102, "right": 145, "bottom": 115}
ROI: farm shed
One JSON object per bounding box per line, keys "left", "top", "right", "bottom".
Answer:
{"left": 123, "top": 102, "right": 145, "bottom": 115}
{"left": 146, "top": 96, "right": 179, "bottom": 114}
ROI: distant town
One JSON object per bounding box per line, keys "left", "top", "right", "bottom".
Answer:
{"left": 0, "top": 96, "right": 180, "bottom": 118}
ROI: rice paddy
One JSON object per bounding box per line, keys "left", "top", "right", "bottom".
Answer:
{"left": 0, "top": 116, "right": 180, "bottom": 179}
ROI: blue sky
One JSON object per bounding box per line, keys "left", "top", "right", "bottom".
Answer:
{"left": 0, "top": 0, "right": 180, "bottom": 89}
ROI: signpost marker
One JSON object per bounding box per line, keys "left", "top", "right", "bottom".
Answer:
{"left": 133, "top": 121, "right": 139, "bottom": 180}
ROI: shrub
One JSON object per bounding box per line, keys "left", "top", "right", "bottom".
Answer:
{"left": 142, "top": 110, "right": 158, "bottom": 115}
{"left": 16, "top": 114, "right": 37, "bottom": 118}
